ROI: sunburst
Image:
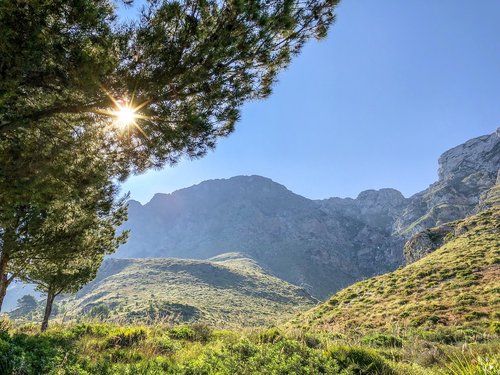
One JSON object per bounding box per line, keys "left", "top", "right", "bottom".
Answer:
{"left": 96, "top": 86, "right": 150, "bottom": 137}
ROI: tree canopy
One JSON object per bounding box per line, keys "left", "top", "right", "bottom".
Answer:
{"left": 1, "top": 0, "right": 340, "bottom": 172}
{"left": 0, "top": 0, "right": 340, "bottom": 324}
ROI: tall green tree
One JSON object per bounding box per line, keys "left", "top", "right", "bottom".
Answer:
{"left": 0, "top": 120, "right": 125, "bottom": 310}
{"left": 0, "top": 0, "right": 340, "bottom": 310}
{"left": 22, "top": 179, "right": 128, "bottom": 331}
{"left": 1, "top": 0, "right": 340, "bottom": 169}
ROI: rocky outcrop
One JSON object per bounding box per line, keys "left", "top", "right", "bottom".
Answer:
{"left": 403, "top": 224, "right": 454, "bottom": 263}
{"left": 120, "top": 176, "right": 408, "bottom": 299}
{"left": 394, "top": 128, "right": 500, "bottom": 237}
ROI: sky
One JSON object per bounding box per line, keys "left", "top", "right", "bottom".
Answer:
{"left": 119, "top": 0, "right": 500, "bottom": 204}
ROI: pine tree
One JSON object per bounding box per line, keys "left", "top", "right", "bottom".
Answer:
{"left": 22, "top": 180, "right": 128, "bottom": 331}
{"left": 0, "top": 0, "right": 340, "bottom": 311}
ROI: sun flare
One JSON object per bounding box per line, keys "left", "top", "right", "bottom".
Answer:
{"left": 96, "top": 86, "right": 151, "bottom": 137}
{"left": 114, "top": 104, "right": 138, "bottom": 129}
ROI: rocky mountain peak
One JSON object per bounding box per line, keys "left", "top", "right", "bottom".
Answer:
{"left": 437, "top": 128, "right": 500, "bottom": 181}
{"left": 117, "top": 129, "right": 499, "bottom": 299}
{"left": 394, "top": 128, "right": 500, "bottom": 236}
{"left": 356, "top": 188, "right": 406, "bottom": 208}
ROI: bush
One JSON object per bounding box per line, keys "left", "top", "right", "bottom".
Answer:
{"left": 418, "top": 327, "right": 480, "bottom": 344}
{"left": 70, "top": 323, "right": 111, "bottom": 338}
{"left": 88, "top": 304, "right": 111, "bottom": 319}
{"left": 257, "top": 327, "right": 284, "bottom": 344}
{"left": 328, "top": 345, "right": 395, "bottom": 374}
{"left": 303, "top": 333, "right": 322, "bottom": 349}
{"left": 152, "top": 337, "right": 179, "bottom": 355}
{"left": 489, "top": 321, "right": 500, "bottom": 334}
{"left": 106, "top": 327, "right": 146, "bottom": 348}
{"left": 0, "top": 332, "right": 65, "bottom": 375}
{"left": 361, "top": 333, "right": 403, "bottom": 348}
{"left": 168, "top": 324, "right": 212, "bottom": 342}
{"left": 168, "top": 325, "right": 196, "bottom": 341}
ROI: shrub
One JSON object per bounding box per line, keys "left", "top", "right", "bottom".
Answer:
{"left": 70, "top": 323, "right": 111, "bottom": 338}
{"left": 190, "top": 323, "right": 213, "bottom": 342}
{"left": 88, "top": 304, "right": 111, "bottom": 319}
{"left": 464, "top": 311, "right": 489, "bottom": 321}
{"left": 418, "top": 327, "right": 480, "bottom": 344}
{"left": 303, "top": 333, "right": 322, "bottom": 349}
{"left": 167, "top": 324, "right": 213, "bottom": 342}
{"left": 489, "top": 321, "right": 500, "bottom": 334}
{"left": 231, "top": 338, "right": 259, "bottom": 359}
{"left": 328, "top": 345, "right": 395, "bottom": 374}
{"left": 168, "top": 325, "right": 196, "bottom": 341}
{"left": 106, "top": 327, "right": 146, "bottom": 348}
{"left": 149, "top": 335, "right": 180, "bottom": 355}
{"left": 361, "top": 333, "right": 403, "bottom": 348}
{"left": 257, "top": 327, "right": 284, "bottom": 344}
{"left": 456, "top": 294, "right": 477, "bottom": 306}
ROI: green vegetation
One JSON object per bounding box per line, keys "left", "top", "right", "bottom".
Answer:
{"left": 2, "top": 207, "right": 499, "bottom": 374}
{"left": 289, "top": 207, "right": 500, "bottom": 335}
{"left": 17, "top": 254, "right": 316, "bottom": 328}
{"left": 1, "top": 321, "right": 499, "bottom": 374}
{"left": 0, "top": 0, "right": 340, "bottom": 327}
{"left": 280, "top": 207, "right": 500, "bottom": 374}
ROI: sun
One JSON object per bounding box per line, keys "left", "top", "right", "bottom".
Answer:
{"left": 96, "top": 86, "right": 151, "bottom": 137}
{"left": 114, "top": 104, "right": 138, "bottom": 129}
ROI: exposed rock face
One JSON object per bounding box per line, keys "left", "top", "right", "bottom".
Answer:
{"left": 117, "top": 129, "right": 499, "bottom": 299}
{"left": 403, "top": 224, "right": 454, "bottom": 263}
{"left": 394, "top": 129, "right": 500, "bottom": 237}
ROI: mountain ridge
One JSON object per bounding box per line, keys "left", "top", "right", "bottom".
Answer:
{"left": 288, "top": 206, "right": 500, "bottom": 333}
{"left": 117, "top": 129, "right": 500, "bottom": 299}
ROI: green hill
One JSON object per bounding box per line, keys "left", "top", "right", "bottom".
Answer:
{"left": 289, "top": 206, "right": 500, "bottom": 334}
{"left": 57, "top": 253, "right": 316, "bottom": 328}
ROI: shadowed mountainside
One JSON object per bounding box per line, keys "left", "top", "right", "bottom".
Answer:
{"left": 117, "top": 130, "right": 500, "bottom": 299}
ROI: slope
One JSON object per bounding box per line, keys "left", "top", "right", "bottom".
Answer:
{"left": 60, "top": 253, "right": 317, "bottom": 328}
{"left": 116, "top": 129, "right": 500, "bottom": 300}
{"left": 289, "top": 206, "right": 500, "bottom": 333}
{"left": 120, "top": 176, "right": 407, "bottom": 299}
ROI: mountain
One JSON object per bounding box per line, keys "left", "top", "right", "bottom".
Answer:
{"left": 116, "top": 129, "right": 499, "bottom": 299}
{"left": 288, "top": 206, "right": 500, "bottom": 333}
{"left": 59, "top": 253, "right": 316, "bottom": 327}
{"left": 119, "top": 176, "right": 408, "bottom": 299}
{"left": 394, "top": 128, "right": 500, "bottom": 236}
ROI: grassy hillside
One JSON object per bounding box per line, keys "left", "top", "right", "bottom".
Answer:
{"left": 2, "top": 210, "right": 499, "bottom": 374}
{"left": 54, "top": 253, "right": 316, "bottom": 328}
{"left": 289, "top": 207, "right": 500, "bottom": 334}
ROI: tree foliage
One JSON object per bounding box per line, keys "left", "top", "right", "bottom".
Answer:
{"left": 1, "top": 0, "right": 340, "bottom": 172}
{"left": 0, "top": 0, "right": 340, "bottom": 321}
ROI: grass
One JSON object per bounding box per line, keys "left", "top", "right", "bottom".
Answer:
{"left": 14, "top": 253, "right": 316, "bottom": 328}
{"left": 288, "top": 207, "right": 500, "bottom": 336}
{"left": 0, "top": 320, "right": 499, "bottom": 374}
{"left": 4, "top": 198, "right": 498, "bottom": 374}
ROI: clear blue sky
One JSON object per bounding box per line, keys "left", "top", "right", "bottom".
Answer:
{"left": 119, "top": 1, "right": 500, "bottom": 203}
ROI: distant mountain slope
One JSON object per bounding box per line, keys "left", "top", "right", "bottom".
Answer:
{"left": 119, "top": 176, "right": 408, "bottom": 299}
{"left": 288, "top": 206, "right": 500, "bottom": 332}
{"left": 117, "top": 129, "right": 499, "bottom": 299}
{"left": 62, "top": 253, "right": 316, "bottom": 327}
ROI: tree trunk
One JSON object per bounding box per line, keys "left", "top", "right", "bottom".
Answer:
{"left": 0, "top": 252, "right": 10, "bottom": 311}
{"left": 41, "top": 289, "right": 56, "bottom": 332}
